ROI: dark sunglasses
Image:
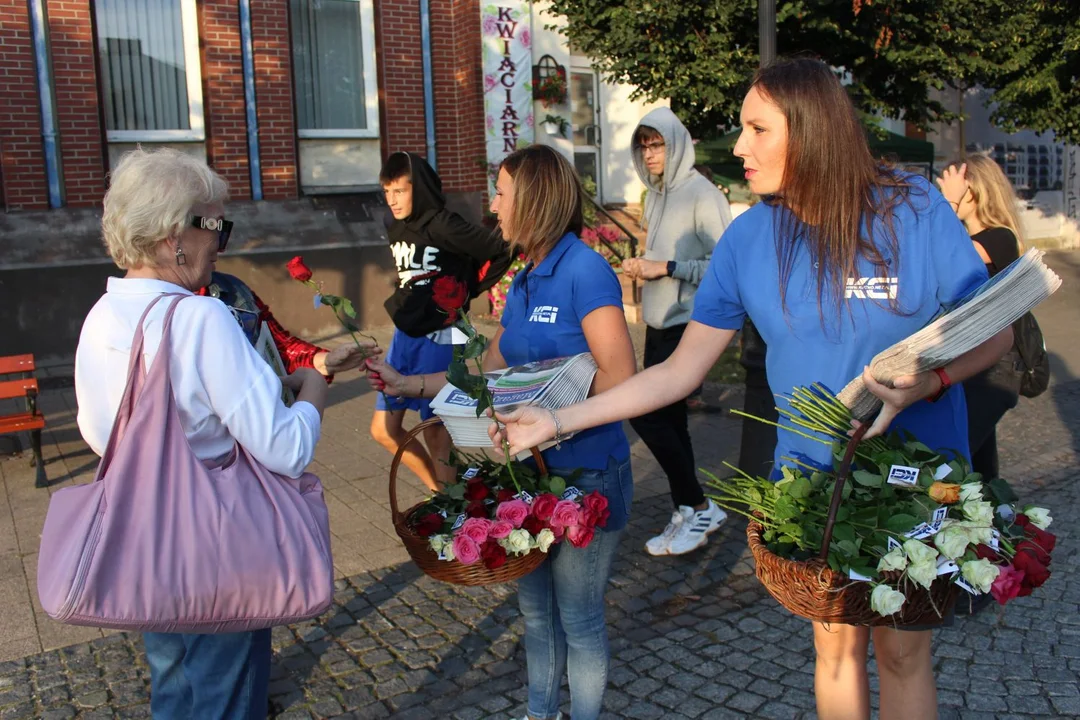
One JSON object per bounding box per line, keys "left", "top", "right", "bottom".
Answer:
{"left": 192, "top": 216, "right": 234, "bottom": 252}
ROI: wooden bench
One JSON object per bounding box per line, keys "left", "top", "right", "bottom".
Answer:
{"left": 0, "top": 354, "right": 47, "bottom": 488}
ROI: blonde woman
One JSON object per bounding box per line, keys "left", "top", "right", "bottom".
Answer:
{"left": 368, "top": 145, "right": 636, "bottom": 720}
{"left": 76, "top": 148, "right": 328, "bottom": 718}
{"left": 937, "top": 155, "right": 1025, "bottom": 481}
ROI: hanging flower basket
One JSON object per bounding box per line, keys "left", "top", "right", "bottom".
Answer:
{"left": 534, "top": 70, "right": 567, "bottom": 108}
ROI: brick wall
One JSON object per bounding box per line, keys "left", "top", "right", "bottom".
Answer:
{"left": 376, "top": 0, "right": 427, "bottom": 157}
{"left": 251, "top": 0, "right": 297, "bottom": 200}
{"left": 47, "top": 0, "right": 105, "bottom": 207}
{"left": 0, "top": 0, "right": 48, "bottom": 210}
{"left": 200, "top": 0, "right": 251, "bottom": 199}
{"left": 429, "top": 0, "right": 487, "bottom": 194}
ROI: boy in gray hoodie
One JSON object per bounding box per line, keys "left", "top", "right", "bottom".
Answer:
{"left": 624, "top": 106, "right": 732, "bottom": 555}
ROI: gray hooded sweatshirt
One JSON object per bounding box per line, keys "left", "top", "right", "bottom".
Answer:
{"left": 633, "top": 107, "right": 732, "bottom": 329}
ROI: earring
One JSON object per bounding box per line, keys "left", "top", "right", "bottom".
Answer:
{"left": 175, "top": 246, "right": 186, "bottom": 266}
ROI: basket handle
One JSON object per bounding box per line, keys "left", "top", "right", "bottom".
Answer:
{"left": 817, "top": 421, "right": 870, "bottom": 562}
{"left": 388, "top": 416, "right": 548, "bottom": 525}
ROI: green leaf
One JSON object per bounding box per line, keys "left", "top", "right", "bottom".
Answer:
{"left": 835, "top": 506, "right": 850, "bottom": 523}
{"left": 474, "top": 392, "right": 493, "bottom": 419}
{"left": 987, "top": 477, "right": 1019, "bottom": 504}
{"left": 831, "top": 523, "right": 856, "bottom": 543}
{"left": 548, "top": 476, "right": 566, "bottom": 496}
{"left": 341, "top": 297, "right": 357, "bottom": 318}
{"left": 785, "top": 476, "right": 812, "bottom": 499}
{"left": 446, "top": 362, "right": 487, "bottom": 394}
{"left": 445, "top": 483, "right": 465, "bottom": 500}
{"left": 320, "top": 293, "right": 341, "bottom": 308}
{"left": 777, "top": 523, "right": 803, "bottom": 538}
{"left": 852, "top": 470, "right": 883, "bottom": 487}
{"left": 462, "top": 334, "right": 488, "bottom": 360}
{"left": 846, "top": 564, "right": 880, "bottom": 581}
{"left": 836, "top": 539, "right": 859, "bottom": 559}
{"left": 886, "top": 514, "right": 918, "bottom": 534}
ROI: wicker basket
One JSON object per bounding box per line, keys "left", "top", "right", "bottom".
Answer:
{"left": 746, "top": 424, "right": 960, "bottom": 626}
{"left": 389, "top": 418, "right": 548, "bottom": 586}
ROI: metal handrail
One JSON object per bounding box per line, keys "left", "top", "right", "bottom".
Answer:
{"left": 584, "top": 195, "right": 642, "bottom": 304}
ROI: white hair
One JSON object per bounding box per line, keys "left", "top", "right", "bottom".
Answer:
{"left": 101, "top": 147, "right": 229, "bottom": 269}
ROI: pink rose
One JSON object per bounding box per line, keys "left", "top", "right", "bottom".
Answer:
{"left": 567, "top": 524, "right": 596, "bottom": 548}
{"left": 550, "top": 500, "right": 580, "bottom": 529}
{"left": 496, "top": 499, "right": 530, "bottom": 528}
{"left": 452, "top": 535, "right": 481, "bottom": 565}
{"left": 489, "top": 520, "right": 514, "bottom": 540}
{"left": 991, "top": 564, "right": 1025, "bottom": 605}
{"left": 531, "top": 494, "right": 559, "bottom": 522}
{"left": 461, "top": 517, "right": 492, "bottom": 545}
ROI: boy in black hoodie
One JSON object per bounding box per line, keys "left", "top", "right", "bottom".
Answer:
{"left": 370, "top": 152, "right": 511, "bottom": 490}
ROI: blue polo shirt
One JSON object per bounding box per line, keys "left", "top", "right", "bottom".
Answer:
{"left": 691, "top": 175, "right": 989, "bottom": 475}
{"left": 500, "top": 232, "right": 631, "bottom": 470}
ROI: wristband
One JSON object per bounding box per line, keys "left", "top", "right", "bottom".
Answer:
{"left": 666, "top": 261, "right": 677, "bottom": 277}
{"left": 926, "top": 367, "right": 951, "bottom": 403}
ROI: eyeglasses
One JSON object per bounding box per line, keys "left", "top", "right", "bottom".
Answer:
{"left": 639, "top": 142, "right": 666, "bottom": 156}
{"left": 192, "top": 216, "right": 234, "bottom": 252}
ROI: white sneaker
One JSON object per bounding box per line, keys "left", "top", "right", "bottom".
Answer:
{"left": 511, "top": 714, "right": 563, "bottom": 720}
{"left": 645, "top": 508, "right": 686, "bottom": 556}
{"left": 667, "top": 500, "right": 727, "bottom": 555}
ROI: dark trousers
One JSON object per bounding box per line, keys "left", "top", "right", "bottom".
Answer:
{"left": 629, "top": 324, "right": 704, "bottom": 508}
{"left": 963, "top": 351, "right": 1022, "bottom": 479}
{"left": 739, "top": 365, "right": 778, "bottom": 479}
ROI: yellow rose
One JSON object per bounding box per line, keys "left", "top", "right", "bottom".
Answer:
{"left": 928, "top": 482, "right": 961, "bottom": 504}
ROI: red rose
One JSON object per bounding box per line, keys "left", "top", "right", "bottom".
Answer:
{"left": 1025, "top": 525, "right": 1056, "bottom": 555}
{"left": 974, "top": 544, "right": 1001, "bottom": 563}
{"left": 464, "top": 479, "right": 489, "bottom": 503}
{"left": 414, "top": 512, "right": 444, "bottom": 537}
{"left": 432, "top": 276, "right": 468, "bottom": 314}
{"left": 496, "top": 488, "right": 516, "bottom": 503}
{"left": 287, "top": 256, "right": 313, "bottom": 282}
{"left": 1013, "top": 547, "right": 1051, "bottom": 589}
{"left": 465, "top": 501, "right": 488, "bottom": 518}
{"left": 582, "top": 491, "right": 610, "bottom": 527}
{"left": 481, "top": 540, "right": 508, "bottom": 569}
{"left": 1014, "top": 513, "right": 1030, "bottom": 528}
{"left": 522, "top": 515, "right": 545, "bottom": 535}
{"left": 991, "top": 564, "right": 1025, "bottom": 605}
{"left": 531, "top": 493, "right": 559, "bottom": 522}
{"left": 1016, "top": 539, "right": 1051, "bottom": 566}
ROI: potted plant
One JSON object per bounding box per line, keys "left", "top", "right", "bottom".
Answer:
{"left": 541, "top": 114, "right": 570, "bottom": 138}
{"left": 534, "top": 71, "right": 567, "bottom": 107}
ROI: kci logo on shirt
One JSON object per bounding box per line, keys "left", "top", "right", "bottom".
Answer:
{"left": 528, "top": 305, "right": 559, "bottom": 324}
{"left": 845, "top": 277, "right": 898, "bottom": 300}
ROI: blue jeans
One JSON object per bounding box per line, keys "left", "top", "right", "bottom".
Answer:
{"left": 518, "top": 456, "right": 632, "bottom": 720}
{"left": 143, "top": 630, "right": 271, "bottom": 719}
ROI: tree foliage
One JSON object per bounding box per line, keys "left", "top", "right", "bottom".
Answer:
{"left": 544, "top": 0, "right": 1048, "bottom": 138}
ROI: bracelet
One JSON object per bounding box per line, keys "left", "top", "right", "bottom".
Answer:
{"left": 546, "top": 407, "right": 564, "bottom": 449}
{"left": 926, "top": 367, "right": 951, "bottom": 403}
{"left": 418, "top": 375, "right": 426, "bottom": 398}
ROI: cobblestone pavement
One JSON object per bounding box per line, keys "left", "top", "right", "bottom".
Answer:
{"left": 0, "top": 377, "right": 1077, "bottom": 719}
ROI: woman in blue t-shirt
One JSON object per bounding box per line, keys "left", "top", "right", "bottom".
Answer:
{"left": 368, "top": 145, "right": 637, "bottom": 720}
{"left": 492, "top": 60, "right": 1013, "bottom": 720}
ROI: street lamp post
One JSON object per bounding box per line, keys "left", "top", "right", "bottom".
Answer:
{"left": 759, "top": 0, "right": 776, "bottom": 67}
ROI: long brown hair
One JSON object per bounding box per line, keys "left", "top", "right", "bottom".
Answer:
{"left": 499, "top": 145, "right": 584, "bottom": 260}
{"left": 754, "top": 58, "right": 915, "bottom": 318}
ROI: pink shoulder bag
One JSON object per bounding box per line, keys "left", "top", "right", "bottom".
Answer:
{"left": 37, "top": 294, "right": 334, "bottom": 632}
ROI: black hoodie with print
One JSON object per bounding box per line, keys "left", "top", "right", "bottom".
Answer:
{"left": 383, "top": 153, "right": 512, "bottom": 337}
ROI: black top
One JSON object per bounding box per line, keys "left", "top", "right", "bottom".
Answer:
{"left": 383, "top": 152, "right": 512, "bottom": 337}
{"left": 971, "top": 226, "right": 1020, "bottom": 277}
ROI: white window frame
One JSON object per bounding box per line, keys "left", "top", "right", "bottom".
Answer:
{"left": 294, "top": 0, "right": 380, "bottom": 140}
{"left": 102, "top": 0, "right": 205, "bottom": 143}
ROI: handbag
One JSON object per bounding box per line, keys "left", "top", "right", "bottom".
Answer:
{"left": 37, "top": 295, "right": 334, "bottom": 633}
{"left": 1013, "top": 312, "right": 1050, "bottom": 398}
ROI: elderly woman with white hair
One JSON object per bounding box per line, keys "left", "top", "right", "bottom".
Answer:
{"left": 75, "top": 147, "right": 329, "bottom": 718}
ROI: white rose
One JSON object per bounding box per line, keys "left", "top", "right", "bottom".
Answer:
{"left": 963, "top": 500, "right": 994, "bottom": 526}
{"left": 536, "top": 528, "right": 556, "bottom": 553}
{"left": 959, "top": 483, "right": 983, "bottom": 503}
{"left": 442, "top": 542, "right": 456, "bottom": 562}
{"left": 428, "top": 534, "right": 448, "bottom": 554}
{"left": 961, "top": 558, "right": 1001, "bottom": 594}
{"left": 907, "top": 560, "right": 938, "bottom": 590}
{"left": 904, "top": 539, "right": 938, "bottom": 567}
{"left": 1023, "top": 506, "right": 1052, "bottom": 530}
{"left": 870, "top": 584, "right": 906, "bottom": 616}
{"left": 934, "top": 524, "right": 971, "bottom": 560}
{"left": 877, "top": 547, "right": 908, "bottom": 573}
{"left": 504, "top": 528, "right": 532, "bottom": 555}
{"left": 958, "top": 520, "right": 993, "bottom": 546}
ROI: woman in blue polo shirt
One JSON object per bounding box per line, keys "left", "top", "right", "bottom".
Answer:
{"left": 367, "top": 144, "right": 636, "bottom": 720}
{"left": 493, "top": 60, "right": 1013, "bottom": 720}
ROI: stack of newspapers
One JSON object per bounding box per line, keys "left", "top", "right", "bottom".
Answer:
{"left": 432, "top": 353, "right": 598, "bottom": 449}
{"left": 838, "top": 248, "right": 1062, "bottom": 419}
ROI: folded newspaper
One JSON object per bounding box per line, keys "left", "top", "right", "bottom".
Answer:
{"left": 838, "top": 248, "right": 1062, "bottom": 419}
{"left": 432, "top": 353, "right": 598, "bottom": 451}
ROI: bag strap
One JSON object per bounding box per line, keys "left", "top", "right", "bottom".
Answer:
{"left": 94, "top": 293, "right": 186, "bottom": 479}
